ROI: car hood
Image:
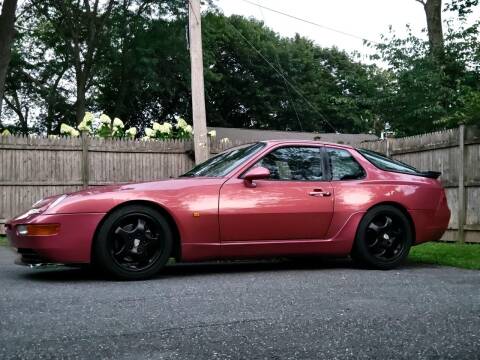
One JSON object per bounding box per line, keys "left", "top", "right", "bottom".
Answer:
{"left": 45, "top": 177, "right": 227, "bottom": 214}
{"left": 69, "top": 177, "right": 224, "bottom": 194}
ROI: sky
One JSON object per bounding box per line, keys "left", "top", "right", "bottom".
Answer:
{"left": 214, "top": 0, "right": 479, "bottom": 64}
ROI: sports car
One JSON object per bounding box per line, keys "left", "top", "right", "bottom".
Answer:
{"left": 5, "top": 140, "right": 450, "bottom": 280}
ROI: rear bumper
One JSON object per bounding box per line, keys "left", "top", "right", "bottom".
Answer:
{"left": 410, "top": 204, "right": 450, "bottom": 244}
{"left": 5, "top": 213, "right": 105, "bottom": 264}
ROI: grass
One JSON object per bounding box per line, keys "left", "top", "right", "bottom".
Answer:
{"left": 409, "top": 242, "right": 480, "bottom": 270}
{"left": 0, "top": 235, "right": 7, "bottom": 246}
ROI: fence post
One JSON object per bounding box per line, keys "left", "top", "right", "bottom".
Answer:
{"left": 458, "top": 123, "right": 465, "bottom": 243}
{"left": 81, "top": 132, "right": 90, "bottom": 188}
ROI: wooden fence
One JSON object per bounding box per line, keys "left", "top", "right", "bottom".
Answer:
{"left": 360, "top": 124, "right": 480, "bottom": 243}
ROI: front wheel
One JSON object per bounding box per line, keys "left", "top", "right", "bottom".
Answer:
{"left": 352, "top": 205, "right": 413, "bottom": 270}
{"left": 93, "top": 205, "right": 173, "bottom": 280}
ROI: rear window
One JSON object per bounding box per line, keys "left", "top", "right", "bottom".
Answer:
{"left": 358, "top": 149, "right": 419, "bottom": 175}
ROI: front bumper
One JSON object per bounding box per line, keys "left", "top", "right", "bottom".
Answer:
{"left": 5, "top": 213, "right": 106, "bottom": 264}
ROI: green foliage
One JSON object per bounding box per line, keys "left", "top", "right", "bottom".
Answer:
{"left": 2, "top": 2, "right": 479, "bottom": 137}
{"left": 445, "top": 0, "right": 479, "bottom": 18}
{"left": 201, "top": 14, "right": 387, "bottom": 133}
{"left": 372, "top": 21, "right": 480, "bottom": 135}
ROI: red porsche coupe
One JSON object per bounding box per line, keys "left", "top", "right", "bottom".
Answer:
{"left": 6, "top": 140, "right": 450, "bottom": 280}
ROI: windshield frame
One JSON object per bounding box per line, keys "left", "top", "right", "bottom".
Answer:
{"left": 181, "top": 142, "right": 267, "bottom": 178}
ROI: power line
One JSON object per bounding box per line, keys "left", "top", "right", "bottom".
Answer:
{"left": 239, "top": 0, "right": 380, "bottom": 46}
{"left": 226, "top": 19, "right": 339, "bottom": 133}
{"left": 255, "top": 1, "right": 304, "bottom": 132}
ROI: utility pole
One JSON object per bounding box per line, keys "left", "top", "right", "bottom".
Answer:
{"left": 188, "top": 0, "right": 209, "bottom": 164}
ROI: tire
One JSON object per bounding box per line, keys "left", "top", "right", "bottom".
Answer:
{"left": 351, "top": 205, "right": 413, "bottom": 270}
{"left": 93, "top": 204, "right": 173, "bottom": 280}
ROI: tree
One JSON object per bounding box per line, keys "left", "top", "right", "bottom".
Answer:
{"left": 373, "top": 19, "right": 480, "bottom": 135}
{"left": 0, "top": 0, "right": 18, "bottom": 125}
{"left": 201, "top": 14, "right": 388, "bottom": 133}
{"left": 7, "top": 8, "right": 390, "bottom": 135}
{"left": 95, "top": 0, "right": 190, "bottom": 129}
{"left": 30, "top": 0, "right": 118, "bottom": 125}
{"left": 415, "top": 0, "right": 445, "bottom": 55}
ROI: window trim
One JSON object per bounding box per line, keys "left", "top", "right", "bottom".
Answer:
{"left": 357, "top": 148, "right": 432, "bottom": 178}
{"left": 325, "top": 147, "right": 366, "bottom": 182}
{"left": 239, "top": 144, "right": 329, "bottom": 182}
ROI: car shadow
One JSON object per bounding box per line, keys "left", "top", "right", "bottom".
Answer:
{"left": 19, "top": 257, "right": 435, "bottom": 283}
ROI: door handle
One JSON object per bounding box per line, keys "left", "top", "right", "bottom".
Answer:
{"left": 309, "top": 189, "right": 331, "bottom": 197}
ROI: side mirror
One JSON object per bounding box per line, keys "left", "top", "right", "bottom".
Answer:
{"left": 243, "top": 166, "right": 270, "bottom": 188}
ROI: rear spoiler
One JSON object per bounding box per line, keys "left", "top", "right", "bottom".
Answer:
{"left": 418, "top": 171, "right": 441, "bottom": 179}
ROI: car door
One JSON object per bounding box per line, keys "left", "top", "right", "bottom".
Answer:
{"left": 219, "top": 145, "right": 334, "bottom": 242}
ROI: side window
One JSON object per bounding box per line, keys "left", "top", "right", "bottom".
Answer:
{"left": 326, "top": 148, "right": 365, "bottom": 181}
{"left": 255, "top": 146, "right": 324, "bottom": 181}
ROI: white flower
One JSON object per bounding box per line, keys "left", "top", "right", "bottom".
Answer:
{"left": 60, "top": 124, "right": 80, "bottom": 137}
{"left": 208, "top": 130, "right": 216, "bottom": 137}
{"left": 60, "top": 123, "right": 69, "bottom": 134}
{"left": 145, "top": 128, "right": 155, "bottom": 137}
{"left": 152, "top": 122, "right": 161, "bottom": 131}
{"left": 100, "top": 114, "right": 111, "bottom": 125}
{"left": 113, "top": 117, "right": 124, "bottom": 128}
{"left": 220, "top": 137, "right": 230, "bottom": 144}
{"left": 184, "top": 125, "right": 193, "bottom": 134}
{"left": 112, "top": 126, "right": 119, "bottom": 135}
{"left": 82, "top": 112, "right": 94, "bottom": 125}
{"left": 158, "top": 123, "right": 172, "bottom": 134}
{"left": 125, "top": 127, "right": 137, "bottom": 138}
{"left": 77, "top": 120, "right": 92, "bottom": 133}
{"left": 1, "top": 129, "right": 11, "bottom": 136}
{"left": 141, "top": 136, "right": 151, "bottom": 141}
{"left": 176, "top": 117, "right": 188, "bottom": 129}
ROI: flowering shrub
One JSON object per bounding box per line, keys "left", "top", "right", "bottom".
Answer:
{"left": 61, "top": 112, "right": 136, "bottom": 139}
{"left": 6, "top": 112, "right": 225, "bottom": 143}
{"left": 142, "top": 116, "right": 198, "bottom": 141}
{"left": 1, "top": 129, "right": 12, "bottom": 136}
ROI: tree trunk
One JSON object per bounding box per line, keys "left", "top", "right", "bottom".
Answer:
{"left": 422, "top": 0, "right": 444, "bottom": 56}
{"left": 75, "top": 71, "right": 87, "bottom": 124}
{"left": 0, "top": 0, "right": 18, "bottom": 124}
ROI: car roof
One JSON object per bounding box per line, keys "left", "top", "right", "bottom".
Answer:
{"left": 261, "top": 139, "right": 355, "bottom": 150}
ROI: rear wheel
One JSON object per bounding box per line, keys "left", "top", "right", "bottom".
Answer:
{"left": 352, "top": 205, "right": 412, "bottom": 270}
{"left": 93, "top": 205, "right": 173, "bottom": 280}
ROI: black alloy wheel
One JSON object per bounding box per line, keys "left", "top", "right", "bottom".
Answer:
{"left": 109, "top": 213, "right": 163, "bottom": 272}
{"left": 93, "top": 205, "right": 173, "bottom": 280}
{"left": 352, "top": 205, "right": 412, "bottom": 270}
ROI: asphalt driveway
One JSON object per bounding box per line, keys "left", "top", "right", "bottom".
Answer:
{"left": 0, "top": 246, "right": 479, "bottom": 360}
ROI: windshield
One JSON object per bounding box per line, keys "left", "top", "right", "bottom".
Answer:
{"left": 358, "top": 148, "right": 419, "bottom": 175}
{"left": 181, "top": 142, "right": 266, "bottom": 177}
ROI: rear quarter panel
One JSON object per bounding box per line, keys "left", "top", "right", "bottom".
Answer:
{"left": 326, "top": 149, "right": 449, "bottom": 243}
